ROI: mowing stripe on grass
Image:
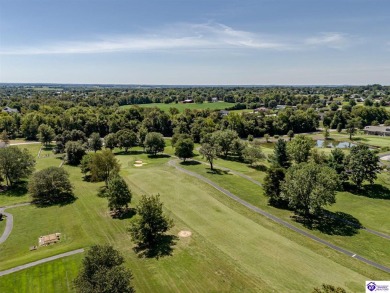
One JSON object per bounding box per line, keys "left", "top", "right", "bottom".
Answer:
{"left": 168, "top": 159, "right": 390, "bottom": 274}
{"left": 0, "top": 249, "right": 84, "bottom": 277}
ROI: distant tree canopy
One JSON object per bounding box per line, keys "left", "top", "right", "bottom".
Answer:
{"left": 29, "top": 167, "right": 74, "bottom": 205}
{"left": 88, "top": 132, "right": 102, "bottom": 153}
{"left": 0, "top": 146, "right": 35, "bottom": 187}
{"left": 74, "top": 245, "right": 135, "bottom": 293}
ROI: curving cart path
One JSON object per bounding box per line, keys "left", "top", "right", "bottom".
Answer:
{"left": 0, "top": 203, "right": 31, "bottom": 244}
{"left": 168, "top": 159, "right": 390, "bottom": 273}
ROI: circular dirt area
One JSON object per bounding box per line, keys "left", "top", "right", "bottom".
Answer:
{"left": 178, "top": 230, "right": 192, "bottom": 238}
{"left": 135, "top": 160, "right": 143, "bottom": 164}
{"left": 134, "top": 164, "right": 143, "bottom": 167}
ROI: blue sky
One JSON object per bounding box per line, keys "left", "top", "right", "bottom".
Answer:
{"left": 0, "top": 0, "right": 389, "bottom": 85}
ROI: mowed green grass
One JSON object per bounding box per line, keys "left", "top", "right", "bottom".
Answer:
{"left": 0, "top": 253, "right": 82, "bottom": 293}
{"left": 0, "top": 147, "right": 388, "bottom": 292}
{"left": 178, "top": 162, "right": 390, "bottom": 266}
{"left": 120, "top": 102, "right": 234, "bottom": 112}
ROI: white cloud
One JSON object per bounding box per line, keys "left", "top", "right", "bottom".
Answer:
{"left": 305, "top": 32, "right": 350, "bottom": 49}
{"left": 0, "top": 23, "right": 351, "bottom": 55}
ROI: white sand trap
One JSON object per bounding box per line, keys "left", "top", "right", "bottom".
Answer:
{"left": 178, "top": 230, "right": 192, "bottom": 238}
{"left": 381, "top": 155, "right": 390, "bottom": 161}
{"left": 134, "top": 160, "right": 147, "bottom": 167}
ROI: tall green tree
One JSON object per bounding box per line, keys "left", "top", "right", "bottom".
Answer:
{"left": 211, "top": 129, "right": 239, "bottom": 157}
{"left": 106, "top": 175, "right": 132, "bottom": 215}
{"left": 38, "top": 124, "right": 55, "bottom": 147}
{"left": 0, "top": 130, "right": 10, "bottom": 146}
{"left": 87, "top": 150, "right": 120, "bottom": 186}
{"left": 104, "top": 133, "right": 117, "bottom": 150}
{"left": 29, "top": 167, "right": 74, "bottom": 205}
{"left": 345, "top": 145, "right": 380, "bottom": 188}
{"left": 74, "top": 245, "right": 135, "bottom": 293}
{"left": 0, "top": 146, "right": 35, "bottom": 187}
{"left": 116, "top": 129, "right": 137, "bottom": 152}
{"left": 129, "top": 194, "right": 173, "bottom": 249}
{"left": 174, "top": 137, "right": 194, "bottom": 162}
{"left": 242, "top": 146, "right": 264, "bottom": 166}
{"left": 287, "top": 135, "right": 313, "bottom": 164}
{"left": 65, "top": 141, "right": 86, "bottom": 165}
{"left": 272, "top": 138, "right": 290, "bottom": 168}
{"left": 263, "top": 166, "right": 286, "bottom": 207}
{"left": 281, "top": 162, "right": 340, "bottom": 217}
{"left": 144, "top": 132, "right": 165, "bottom": 155}
{"left": 199, "top": 143, "right": 219, "bottom": 170}
{"left": 89, "top": 132, "right": 102, "bottom": 153}
{"left": 327, "top": 149, "right": 347, "bottom": 181}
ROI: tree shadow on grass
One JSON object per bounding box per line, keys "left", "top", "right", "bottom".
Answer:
{"left": 147, "top": 154, "right": 171, "bottom": 159}
{"left": 115, "top": 150, "right": 144, "bottom": 156}
{"left": 133, "top": 234, "right": 178, "bottom": 259}
{"left": 111, "top": 207, "right": 136, "bottom": 220}
{"left": 33, "top": 195, "right": 77, "bottom": 208}
{"left": 0, "top": 182, "right": 28, "bottom": 198}
{"left": 248, "top": 164, "right": 268, "bottom": 172}
{"left": 207, "top": 168, "right": 231, "bottom": 175}
{"left": 344, "top": 182, "right": 390, "bottom": 199}
{"left": 179, "top": 160, "right": 201, "bottom": 166}
{"left": 292, "top": 211, "right": 362, "bottom": 236}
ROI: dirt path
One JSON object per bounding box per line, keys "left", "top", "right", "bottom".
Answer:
{"left": 0, "top": 249, "right": 84, "bottom": 277}
{"left": 0, "top": 203, "right": 31, "bottom": 245}
{"left": 168, "top": 159, "right": 390, "bottom": 273}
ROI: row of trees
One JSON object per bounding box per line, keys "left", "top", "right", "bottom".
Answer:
{"left": 263, "top": 136, "right": 381, "bottom": 217}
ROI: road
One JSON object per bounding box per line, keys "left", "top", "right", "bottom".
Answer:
{"left": 0, "top": 203, "right": 31, "bottom": 244}
{"left": 168, "top": 159, "right": 390, "bottom": 273}
{"left": 0, "top": 249, "right": 85, "bottom": 277}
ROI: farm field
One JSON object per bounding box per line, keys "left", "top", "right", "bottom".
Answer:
{"left": 120, "top": 101, "right": 234, "bottom": 112}
{"left": 0, "top": 145, "right": 389, "bottom": 292}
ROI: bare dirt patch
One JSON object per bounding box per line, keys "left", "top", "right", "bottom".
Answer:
{"left": 178, "top": 230, "right": 192, "bottom": 238}
{"left": 134, "top": 160, "right": 147, "bottom": 167}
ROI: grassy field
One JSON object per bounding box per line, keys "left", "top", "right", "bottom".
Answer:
{"left": 120, "top": 102, "right": 234, "bottom": 112}
{"left": 0, "top": 144, "right": 389, "bottom": 292}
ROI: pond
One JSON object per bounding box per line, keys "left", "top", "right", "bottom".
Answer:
{"left": 316, "top": 140, "right": 358, "bottom": 149}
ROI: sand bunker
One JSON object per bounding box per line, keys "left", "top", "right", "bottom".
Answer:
{"left": 134, "top": 160, "right": 147, "bottom": 167}
{"left": 178, "top": 230, "right": 192, "bottom": 238}
{"left": 381, "top": 155, "right": 390, "bottom": 161}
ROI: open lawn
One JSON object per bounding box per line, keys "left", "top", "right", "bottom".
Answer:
{"left": 120, "top": 102, "right": 234, "bottom": 113}
{"left": 178, "top": 162, "right": 390, "bottom": 266}
{"left": 0, "top": 146, "right": 389, "bottom": 292}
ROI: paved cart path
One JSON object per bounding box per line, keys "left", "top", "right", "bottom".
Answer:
{"left": 0, "top": 203, "right": 31, "bottom": 244}
{"left": 168, "top": 159, "right": 390, "bottom": 273}
{"left": 0, "top": 249, "right": 85, "bottom": 277}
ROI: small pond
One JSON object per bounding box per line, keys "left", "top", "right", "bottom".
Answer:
{"left": 316, "top": 140, "right": 358, "bottom": 149}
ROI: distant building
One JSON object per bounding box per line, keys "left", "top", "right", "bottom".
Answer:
{"left": 211, "top": 97, "right": 218, "bottom": 102}
{"left": 364, "top": 126, "right": 390, "bottom": 136}
{"left": 253, "top": 107, "right": 268, "bottom": 113}
{"left": 2, "top": 107, "right": 19, "bottom": 114}
{"left": 275, "top": 105, "right": 287, "bottom": 110}
{"left": 219, "top": 110, "right": 229, "bottom": 117}
{"left": 182, "top": 99, "right": 194, "bottom": 104}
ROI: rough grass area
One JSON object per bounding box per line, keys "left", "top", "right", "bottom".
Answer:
{"left": 0, "top": 144, "right": 388, "bottom": 292}
{"left": 120, "top": 102, "right": 234, "bottom": 112}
